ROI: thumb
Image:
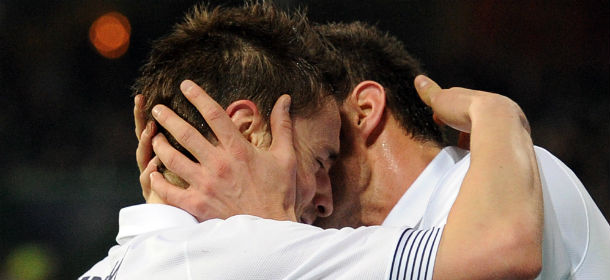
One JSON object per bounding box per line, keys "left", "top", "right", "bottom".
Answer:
{"left": 414, "top": 75, "right": 472, "bottom": 133}
{"left": 269, "top": 95, "right": 295, "bottom": 158}
{"left": 414, "top": 75, "right": 442, "bottom": 107}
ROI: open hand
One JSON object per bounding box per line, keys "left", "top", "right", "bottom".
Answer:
{"left": 146, "top": 80, "right": 298, "bottom": 222}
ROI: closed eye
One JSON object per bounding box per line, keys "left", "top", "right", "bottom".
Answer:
{"left": 316, "top": 158, "right": 324, "bottom": 170}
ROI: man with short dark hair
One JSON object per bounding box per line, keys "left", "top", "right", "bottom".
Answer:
{"left": 312, "top": 22, "right": 610, "bottom": 278}
{"left": 132, "top": 2, "right": 344, "bottom": 222}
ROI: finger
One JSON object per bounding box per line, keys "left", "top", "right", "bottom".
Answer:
{"left": 269, "top": 95, "right": 294, "bottom": 158}
{"left": 150, "top": 171, "right": 191, "bottom": 207}
{"left": 152, "top": 133, "right": 200, "bottom": 182}
{"left": 179, "top": 80, "right": 246, "bottom": 149}
{"left": 152, "top": 104, "right": 214, "bottom": 162}
{"left": 414, "top": 75, "right": 442, "bottom": 107}
{"left": 139, "top": 157, "right": 159, "bottom": 201}
{"left": 136, "top": 121, "right": 156, "bottom": 172}
{"left": 134, "top": 94, "right": 147, "bottom": 141}
{"left": 414, "top": 75, "right": 473, "bottom": 133}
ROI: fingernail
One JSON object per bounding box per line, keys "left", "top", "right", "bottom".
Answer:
{"left": 180, "top": 80, "right": 195, "bottom": 94}
{"left": 152, "top": 105, "right": 161, "bottom": 118}
{"left": 284, "top": 95, "right": 291, "bottom": 112}
{"left": 416, "top": 75, "right": 430, "bottom": 89}
{"left": 151, "top": 135, "right": 157, "bottom": 146}
{"left": 135, "top": 95, "right": 142, "bottom": 107}
{"left": 145, "top": 121, "right": 152, "bottom": 134}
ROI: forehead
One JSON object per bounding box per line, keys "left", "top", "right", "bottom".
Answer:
{"left": 292, "top": 98, "right": 341, "bottom": 153}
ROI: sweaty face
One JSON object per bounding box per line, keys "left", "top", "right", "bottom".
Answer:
{"left": 291, "top": 97, "right": 341, "bottom": 224}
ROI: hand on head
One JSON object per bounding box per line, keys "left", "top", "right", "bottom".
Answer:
{"left": 134, "top": 80, "right": 298, "bottom": 222}
{"left": 414, "top": 75, "right": 530, "bottom": 150}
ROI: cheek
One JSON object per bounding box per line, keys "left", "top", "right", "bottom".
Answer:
{"left": 294, "top": 161, "right": 317, "bottom": 207}
{"left": 331, "top": 150, "right": 367, "bottom": 196}
{"left": 329, "top": 160, "right": 350, "bottom": 195}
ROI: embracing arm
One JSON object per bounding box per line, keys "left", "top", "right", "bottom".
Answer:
{"left": 415, "top": 76, "right": 543, "bottom": 279}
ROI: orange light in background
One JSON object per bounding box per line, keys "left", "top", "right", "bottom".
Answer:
{"left": 89, "top": 12, "right": 131, "bottom": 59}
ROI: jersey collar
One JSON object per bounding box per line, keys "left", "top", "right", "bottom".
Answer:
{"left": 382, "top": 146, "right": 467, "bottom": 228}
{"left": 116, "top": 204, "right": 198, "bottom": 245}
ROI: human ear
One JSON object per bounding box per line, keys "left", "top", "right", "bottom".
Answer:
{"left": 350, "top": 81, "right": 387, "bottom": 141}
{"left": 225, "top": 100, "right": 269, "bottom": 147}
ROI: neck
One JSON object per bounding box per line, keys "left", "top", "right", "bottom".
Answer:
{"left": 360, "top": 117, "right": 441, "bottom": 225}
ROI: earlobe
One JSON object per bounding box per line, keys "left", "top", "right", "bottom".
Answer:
{"left": 352, "top": 81, "right": 387, "bottom": 141}
{"left": 225, "top": 100, "right": 268, "bottom": 147}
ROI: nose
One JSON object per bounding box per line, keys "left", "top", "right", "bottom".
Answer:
{"left": 313, "top": 174, "right": 334, "bottom": 218}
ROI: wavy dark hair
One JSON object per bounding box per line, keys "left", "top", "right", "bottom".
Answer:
{"left": 133, "top": 1, "right": 344, "bottom": 160}
{"left": 317, "top": 22, "right": 444, "bottom": 145}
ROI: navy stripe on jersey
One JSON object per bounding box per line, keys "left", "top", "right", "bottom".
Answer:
{"left": 423, "top": 228, "right": 441, "bottom": 279}
{"left": 389, "top": 227, "right": 443, "bottom": 280}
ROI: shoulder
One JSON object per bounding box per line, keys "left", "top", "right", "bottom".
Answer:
{"left": 78, "top": 245, "right": 124, "bottom": 280}
{"left": 117, "top": 215, "right": 412, "bottom": 279}
{"left": 533, "top": 146, "right": 610, "bottom": 277}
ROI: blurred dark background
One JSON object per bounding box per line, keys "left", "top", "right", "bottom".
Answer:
{"left": 1, "top": 0, "right": 608, "bottom": 279}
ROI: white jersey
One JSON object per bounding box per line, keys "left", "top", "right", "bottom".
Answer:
{"left": 79, "top": 204, "right": 443, "bottom": 280}
{"left": 383, "top": 146, "right": 610, "bottom": 279}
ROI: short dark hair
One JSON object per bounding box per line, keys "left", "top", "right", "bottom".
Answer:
{"left": 133, "top": 2, "right": 339, "bottom": 159}
{"left": 316, "top": 22, "right": 444, "bottom": 145}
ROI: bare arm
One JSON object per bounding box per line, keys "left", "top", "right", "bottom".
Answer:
{"left": 415, "top": 75, "right": 543, "bottom": 279}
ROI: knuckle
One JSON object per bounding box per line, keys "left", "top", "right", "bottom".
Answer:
{"left": 279, "top": 118, "right": 293, "bottom": 132}
{"left": 165, "top": 153, "right": 179, "bottom": 170}
{"left": 450, "top": 86, "right": 468, "bottom": 91}
{"left": 445, "top": 87, "right": 466, "bottom": 97}
{"left": 428, "top": 92, "right": 440, "bottom": 106}
{"left": 205, "top": 106, "right": 224, "bottom": 122}
{"left": 230, "top": 144, "right": 249, "bottom": 161}
{"left": 475, "top": 94, "right": 524, "bottom": 117}
{"left": 201, "top": 185, "right": 216, "bottom": 198}
{"left": 178, "top": 129, "right": 195, "bottom": 146}
{"left": 192, "top": 197, "right": 206, "bottom": 211}
{"left": 213, "top": 160, "right": 231, "bottom": 177}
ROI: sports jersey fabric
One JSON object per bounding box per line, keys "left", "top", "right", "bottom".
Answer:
{"left": 384, "top": 146, "right": 610, "bottom": 279}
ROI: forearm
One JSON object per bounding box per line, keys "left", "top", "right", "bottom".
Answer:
{"left": 438, "top": 97, "right": 543, "bottom": 279}
{"left": 468, "top": 98, "right": 541, "bottom": 230}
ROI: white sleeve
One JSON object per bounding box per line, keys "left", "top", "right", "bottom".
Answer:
{"left": 387, "top": 226, "right": 444, "bottom": 280}
{"left": 534, "top": 147, "right": 610, "bottom": 278}
{"left": 96, "top": 215, "right": 443, "bottom": 280}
